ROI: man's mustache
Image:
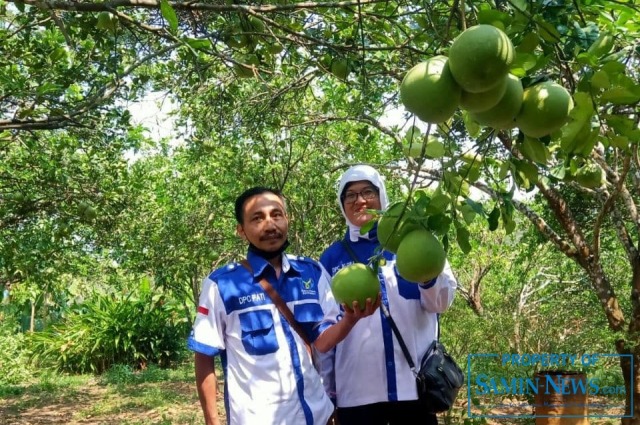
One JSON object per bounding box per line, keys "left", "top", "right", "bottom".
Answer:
{"left": 260, "top": 232, "right": 284, "bottom": 241}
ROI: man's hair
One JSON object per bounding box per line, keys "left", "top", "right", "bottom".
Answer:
{"left": 234, "top": 186, "right": 285, "bottom": 224}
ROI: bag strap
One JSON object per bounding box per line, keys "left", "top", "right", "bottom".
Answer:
{"left": 340, "top": 239, "right": 361, "bottom": 264}
{"left": 240, "top": 259, "right": 312, "bottom": 355}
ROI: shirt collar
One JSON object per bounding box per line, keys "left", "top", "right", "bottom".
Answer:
{"left": 346, "top": 223, "right": 379, "bottom": 242}
{"left": 245, "top": 250, "right": 296, "bottom": 277}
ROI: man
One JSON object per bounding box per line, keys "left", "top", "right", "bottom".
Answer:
{"left": 188, "top": 186, "right": 379, "bottom": 425}
{"left": 319, "top": 165, "right": 458, "bottom": 425}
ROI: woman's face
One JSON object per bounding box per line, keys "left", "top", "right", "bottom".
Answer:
{"left": 342, "top": 180, "right": 381, "bottom": 227}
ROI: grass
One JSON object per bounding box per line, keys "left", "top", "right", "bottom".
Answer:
{"left": 1, "top": 360, "right": 624, "bottom": 425}
{"left": 0, "top": 359, "right": 225, "bottom": 425}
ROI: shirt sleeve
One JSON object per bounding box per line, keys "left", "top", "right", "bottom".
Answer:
{"left": 419, "top": 260, "right": 457, "bottom": 313}
{"left": 315, "top": 263, "right": 341, "bottom": 335}
{"left": 314, "top": 263, "right": 339, "bottom": 401}
{"left": 187, "top": 276, "right": 226, "bottom": 356}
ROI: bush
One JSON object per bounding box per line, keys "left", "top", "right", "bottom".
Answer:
{"left": 27, "top": 290, "right": 190, "bottom": 374}
{"left": 0, "top": 305, "right": 33, "bottom": 386}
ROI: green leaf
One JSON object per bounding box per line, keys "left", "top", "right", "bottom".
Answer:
{"left": 160, "top": 0, "right": 179, "bottom": 33}
{"left": 487, "top": 206, "right": 500, "bottom": 231}
{"left": 49, "top": 47, "right": 67, "bottom": 62}
{"left": 560, "top": 92, "right": 595, "bottom": 154}
{"left": 512, "top": 159, "right": 538, "bottom": 190}
{"left": 549, "top": 164, "right": 566, "bottom": 180}
{"left": 519, "top": 137, "right": 549, "bottom": 165}
{"left": 512, "top": 52, "right": 537, "bottom": 71}
{"left": 184, "top": 37, "right": 212, "bottom": 50}
{"left": 463, "top": 111, "right": 481, "bottom": 138}
{"left": 601, "top": 87, "right": 640, "bottom": 105}
{"left": 509, "top": 0, "right": 528, "bottom": 12}
{"left": 427, "top": 214, "right": 452, "bottom": 235}
{"left": 464, "top": 198, "right": 485, "bottom": 216}
{"left": 360, "top": 218, "right": 375, "bottom": 235}
{"left": 459, "top": 162, "right": 481, "bottom": 183}
{"left": 608, "top": 135, "right": 629, "bottom": 151}
{"left": 477, "top": 9, "right": 509, "bottom": 26}
{"left": 443, "top": 171, "right": 470, "bottom": 197}
{"left": 459, "top": 204, "right": 476, "bottom": 225}
{"left": 425, "top": 192, "right": 450, "bottom": 215}
{"left": 590, "top": 70, "right": 610, "bottom": 90}
{"left": 455, "top": 225, "right": 472, "bottom": 254}
{"left": 501, "top": 209, "right": 516, "bottom": 235}
{"left": 425, "top": 140, "right": 445, "bottom": 159}
{"left": 536, "top": 19, "right": 561, "bottom": 43}
{"left": 516, "top": 33, "right": 539, "bottom": 53}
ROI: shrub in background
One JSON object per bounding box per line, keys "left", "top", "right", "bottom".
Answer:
{"left": 27, "top": 289, "right": 190, "bottom": 374}
{"left": 0, "top": 305, "right": 33, "bottom": 386}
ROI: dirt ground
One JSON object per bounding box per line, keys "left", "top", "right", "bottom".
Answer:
{"left": 0, "top": 379, "right": 226, "bottom": 425}
{"left": 1, "top": 380, "right": 621, "bottom": 425}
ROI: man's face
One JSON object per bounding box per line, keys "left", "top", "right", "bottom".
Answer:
{"left": 237, "top": 192, "right": 288, "bottom": 252}
{"left": 342, "top": 180, "right": 381, "bottom": 227}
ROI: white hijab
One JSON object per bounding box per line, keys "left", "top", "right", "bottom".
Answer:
{"left": 337, "top": 165, "right": 389, "bottom": 242}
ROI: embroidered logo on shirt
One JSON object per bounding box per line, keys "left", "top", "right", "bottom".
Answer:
{"left": 197, "top": 306, "right": 209, "bottom": 315}
{"left": 301, "top": 279, "right": 316, "bottom": 295}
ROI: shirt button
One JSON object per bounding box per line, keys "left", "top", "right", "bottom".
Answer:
{"left": 387, "top": 361, "right": 393, "bottom": 367}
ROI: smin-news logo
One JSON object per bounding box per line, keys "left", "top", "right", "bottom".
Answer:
{"left": 467, "top": 353, "right": 632, "bottom": 419}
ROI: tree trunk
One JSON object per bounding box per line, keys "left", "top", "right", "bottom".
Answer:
{"left": 621, "top": 257, "right": 640, "bottom": 424}
{"left": 617, "top": 342, "right": 640, "bottom": 425}
{"left": 30, "top": 300, "right": 35, "bottom": 332}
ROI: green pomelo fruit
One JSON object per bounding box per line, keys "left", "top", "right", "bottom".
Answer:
{"left": 460, "top": 75, "right": 508, "bottom": 112}
{"left": 267, "top": 44, "right": 284, "bottom": 54}
{"left": 448, "top": 24, "right": 515, "bottom": 93}
{"left": 248, "top": 16, "right": 265, "bottom": 33}
{"left": 377, "top": 202, "right": 419, "bottom": 254}
{"left": 515, "top": 81, "right": 574, "bottom": 138}
{"left": 331, "top": 263, "right": 380, "bottom": 310}
{"left": 331, "top": 59, "right": 349, "bottom": 80}
{"left": 396, "top": 229, "right": 446, "bottom": 283}
{"left": 233, "top": 63, "right": 255, "bottom": 78}
{"left": 399, "top": 55, "right": 461, "bottom": 124}
{"left": 96, "top": 12, "right": 116, "bottom": 31}
{"left": 469, "top": 74, "right": 523, "bottom": 129}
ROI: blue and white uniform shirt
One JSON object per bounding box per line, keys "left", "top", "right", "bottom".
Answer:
{"left": 320, "top": 231, "right": 457, "bottom": 408}
{"left": 188, "top": 251, "right": 338, "bottom": 425}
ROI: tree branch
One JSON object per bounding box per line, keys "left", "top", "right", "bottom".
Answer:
{"left": 0, "top": 43, "right": 180, "bottom": 131}
{"left": 7, "top": 0, "right": 388, "bottom": 13}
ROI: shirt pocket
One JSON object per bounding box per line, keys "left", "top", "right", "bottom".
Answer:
{"left": 293, "top": 302, "right": 324, "bottom": 342}
{"left": 238, "top": 309, "right": 279, "bottom": 355}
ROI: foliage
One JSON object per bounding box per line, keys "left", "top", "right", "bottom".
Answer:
{"left": 99, "top": 361, "right": 193, "bottom": 386}
{"left": 27, "top": 284, "right": 190, "bottom": 374}
{"left": 0, "top": 305, "right": 33, "bottom": 386}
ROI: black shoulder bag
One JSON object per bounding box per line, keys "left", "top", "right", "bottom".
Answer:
{"left": 340, "top": 239, "right": 464, "bottom": 414}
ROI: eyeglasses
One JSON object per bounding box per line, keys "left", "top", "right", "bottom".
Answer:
{"left": 342, "top": 187, "right": 379, "bottom": 205}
